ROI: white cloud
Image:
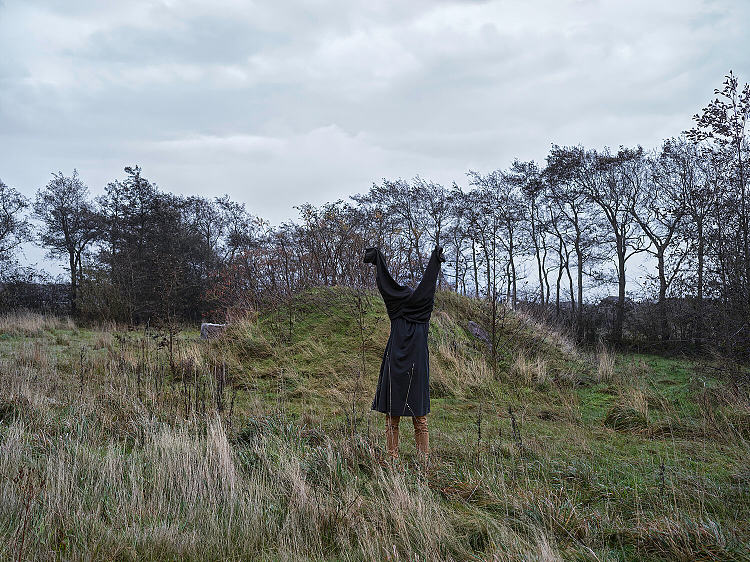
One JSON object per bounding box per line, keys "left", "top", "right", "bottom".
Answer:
{"left": 1, "top": 0, "right": 749, "bottom": 277}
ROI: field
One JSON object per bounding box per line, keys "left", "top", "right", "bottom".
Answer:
{"left": 1, "top": 289, "right": 749, "bottom": 561}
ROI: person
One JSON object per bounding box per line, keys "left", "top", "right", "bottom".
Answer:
{"left": 364, "top": 245, "right": 445, "bottom": 465}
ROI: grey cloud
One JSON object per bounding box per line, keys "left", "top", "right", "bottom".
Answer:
{"left": 1, "top": 0, "right": 749, "bottom": 255}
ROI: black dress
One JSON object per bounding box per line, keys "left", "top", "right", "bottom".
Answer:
{"left": 365, "top": 246, "right": 445, "bottom": 417}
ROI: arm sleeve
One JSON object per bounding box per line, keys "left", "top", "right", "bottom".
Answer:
{"left": 363, "top": 248, "right": 412, "bottom": 314}
{"left": 409, "top": 246, "right": 445, "bottom": 305}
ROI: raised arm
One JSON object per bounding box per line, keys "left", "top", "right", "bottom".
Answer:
{"left": 364, "top": 247, "right": 412, "bottom": 316}
{"left": 400, "top": 246, "right": 445, "bottom": 323}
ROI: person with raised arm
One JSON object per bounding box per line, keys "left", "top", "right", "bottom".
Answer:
{"left": 364, "top": 245, "right": 445, "bottom": 466}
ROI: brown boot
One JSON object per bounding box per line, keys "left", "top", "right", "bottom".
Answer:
{"left": 385, "top": 415, "right": 400, "bottom": 461}
{"left": 413, "top": 415, "right": 429, "bottom": 469}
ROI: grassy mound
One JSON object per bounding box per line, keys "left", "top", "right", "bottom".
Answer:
{"left": 213, "top": 288, "right": 584, "bottom": 408}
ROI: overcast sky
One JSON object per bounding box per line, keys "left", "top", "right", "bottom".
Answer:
{"left": 1, "top": 0, "right": 749, "bottom": 276}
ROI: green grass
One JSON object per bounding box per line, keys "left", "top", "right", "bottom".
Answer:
{"left": 0, "top": 291, "right": 748, "bottom": 560}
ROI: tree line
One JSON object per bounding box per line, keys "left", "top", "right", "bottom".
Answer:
{"left": 1, "top": 72, "right": 748, "bottom": 353}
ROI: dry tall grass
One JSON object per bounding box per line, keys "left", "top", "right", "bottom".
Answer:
{"left": 0, "top": 345, "right": 563, "bottom": 561}
{"left": 512, "top": 308, "right": 579, "bottom": 359}
{"left": 595, "top": 346, "right": 616, "bottom": 383}
{"left": 511, "top": 351, "right": 550, "bottom": 388}
{"left": 0, "top": 310, "right": 75, "bottom": 336}
{"left": 1, "top": 304, "right": 748, "bottom": 561}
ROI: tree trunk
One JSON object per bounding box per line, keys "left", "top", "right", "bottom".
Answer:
{"left": 482, "top": 241, "right": 492, "bottom": 300}
{"left": 534, "top": 238, "right": 544, "bottom": 305}
{"left": 542, "top": 238, "right": 550, "bottom": 306}
{"left": 555, "top": 240, "right": 563, "bottom": 318}
{"left": 576, "top": 246, "right": 584, "bottom": 335}
{"left": 613, "top": 245, "right": 626, "bottom": 345}
{"left": 505, "top": 260, "right": 513, "bottom": 303}
{"left": 695, "top": 223, "right": 704, "bottom": 346}
{"left": 657, "top": 248, "right": 670, "bottom": 342}
{"left": 508, "top": 229, "right": 517, "bottom": 308}
{"left": 471, "top": 238, "right": 479, "bottom": 299}
{"left": 69, "top": 252, "right": 77, "bottom": 316}
{"left": 736, "top": 138, "right": 749, "bottom": 298}
{"left": 565, "top": 257, "right": 575, "bottom": 319}
{"left": 454, "top": 236, "right": 460, "bottom": 292}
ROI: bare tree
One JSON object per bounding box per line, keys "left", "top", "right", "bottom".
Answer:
{"left": 508, "top": 160, "right": 548, "bottom": 306}
{"left": 547, "top": 197, "right": 575, "bottom": 319}
{"left": 446, "top": 184, "right": 470, "bottom": 294}
{"left": 572, "top": 147, "right": 647, "bottom": 343}
{"left": 0, "top": 179, "right": 31, "bottom": 269}
{"left": 364, "top": 179, "right": 427, "bottom": 283}
{"left": 688, "top": 71, "right": 750, "bottom": 296}
{"left": 628, "top": 142, "right": 689, "bottom": 342}
{"left": 680, "top": 143, "right": 723, "bottom": 344}
{"left": 546, "top": 147, "right": 603, "bottom": 332}
{"left": 33, "top": 171, "right": 99, "bottom": 315}
{"left": 467, "top": 170, "right": 522, "bottom": 306}
{"left": 417, "top": 178, "right": 449, "bottom": 286}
